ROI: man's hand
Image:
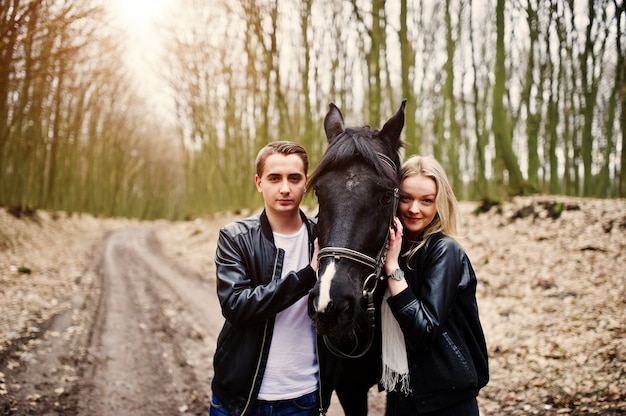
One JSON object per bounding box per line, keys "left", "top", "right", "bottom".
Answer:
{"left": 311, "top": 239, "right": 319, "bottom": 271}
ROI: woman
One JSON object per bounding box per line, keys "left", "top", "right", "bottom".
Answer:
{"left": 381, "top": 155, "right": 489, "bottom": 415}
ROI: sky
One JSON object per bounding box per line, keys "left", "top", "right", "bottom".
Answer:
{"left": 106, "top": 0, "right": 175, "bottom": 124}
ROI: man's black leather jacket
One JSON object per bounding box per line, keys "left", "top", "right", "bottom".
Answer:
{"left": 211, "top": 210, "right": 336, "bottom": 415}
{"left": 387, "top": 232, "right": 489, "bottom": 413}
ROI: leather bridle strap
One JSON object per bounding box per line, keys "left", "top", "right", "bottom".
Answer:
{"left": 317, "top": 247, "right": 377, "bottom": 269}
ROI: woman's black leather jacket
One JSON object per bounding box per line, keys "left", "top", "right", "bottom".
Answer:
{"left": 387, "top": 232, "right": 489, "bottom": 413}
{"left": 211, "top": 210, "right": 336, "bottom": 415}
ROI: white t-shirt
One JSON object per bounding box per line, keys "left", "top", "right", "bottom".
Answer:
{"left": 257, "top": 223, "right": 319, "bottom": 400}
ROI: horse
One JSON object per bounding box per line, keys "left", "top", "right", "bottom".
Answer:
{"left": 308, "top": 100, "right": 406, "bottom": 415}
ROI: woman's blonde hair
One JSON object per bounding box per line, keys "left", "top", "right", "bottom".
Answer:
{"left": 401, "top": 155, "right": 460, "bottom": 260}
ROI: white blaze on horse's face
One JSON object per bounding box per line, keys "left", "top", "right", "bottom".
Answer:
{"left": 346, "top": 168, "right": 360, "bottom": 191}
{"left": 316, "top": 260, "right": 336, "bottom": 312}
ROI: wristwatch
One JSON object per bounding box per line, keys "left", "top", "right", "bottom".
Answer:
{"left": 387, "top": 268, "right": 405, "bottom": 281}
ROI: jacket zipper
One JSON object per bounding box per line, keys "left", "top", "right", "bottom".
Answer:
{"left": 240, "top": 247, "right": 281, "bottom": 415}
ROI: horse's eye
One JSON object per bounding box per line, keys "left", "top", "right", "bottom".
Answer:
{"left": 381, "top": 192, "right": 393, "bottom": 205}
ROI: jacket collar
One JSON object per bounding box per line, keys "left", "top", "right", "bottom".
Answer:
{"left": 259, "top": 210, "right": 315, "bottom": 242}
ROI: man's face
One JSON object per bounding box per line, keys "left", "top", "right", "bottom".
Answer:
{"left": 255, "top": 154, "right": 307, "bottom": 215}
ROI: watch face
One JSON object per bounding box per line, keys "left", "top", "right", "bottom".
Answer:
{"left": 390, "top": 269, "right": 404, "bottom": 280}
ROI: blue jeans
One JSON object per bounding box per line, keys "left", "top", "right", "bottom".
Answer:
{"left": 210, "top": 391, "right": 319, "bottom": 416}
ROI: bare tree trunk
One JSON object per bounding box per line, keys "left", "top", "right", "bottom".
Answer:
{"left": 578, "top": 1, "right": 609, "bottom": 196}
{"left": 443, "top": 0, "right": 460, "bottom": 195}
{"left": 0, "top": 0, "right": 25, "bottom": 188}
{"left": 547, "top": 5, "right": 561, "bottom": 195}
{"left": 492, "top": 0, "right": 525, "bottom": 195}
{"left": 400, "top": 0, "right": 417, "bottom": 156}
{"left": 522, "top": 0, "right": 540, "bottom": 189}
{"left": 598, "top": 4, "right": 623, "bottom": 197}
{"left": 299, "top": 0, "right": 315, "bottom": 160}
{"left": 615, "top": 0, "right": 626, "bottom": 197}
{"left": 469, "top": 2, "right": 489, "bottom": 199}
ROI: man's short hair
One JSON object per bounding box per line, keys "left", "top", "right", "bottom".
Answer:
{"left": 256, "top": 141, "right": 309, "bottom": 177}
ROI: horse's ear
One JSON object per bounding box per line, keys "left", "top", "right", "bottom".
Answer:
{"left": 379, "top": 99, "right": 407, "bottom": 147}
{"left": 324, "top": 103, "right": 345, "bottom": 143}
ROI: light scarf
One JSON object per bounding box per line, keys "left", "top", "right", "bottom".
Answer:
{"left": 380, "top": 287, "right": 412, "bottom": 394}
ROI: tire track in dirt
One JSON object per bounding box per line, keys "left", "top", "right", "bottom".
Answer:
{"left": 77, "top": 227, "right": 221, "bottom": 415}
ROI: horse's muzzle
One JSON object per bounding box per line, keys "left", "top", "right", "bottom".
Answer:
{"left": 308, "top": 290, "right": 358, "bottom": 337}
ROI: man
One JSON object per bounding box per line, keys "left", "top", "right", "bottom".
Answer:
{"left": 210, "top": 141, "right": 334, "bottom": 416}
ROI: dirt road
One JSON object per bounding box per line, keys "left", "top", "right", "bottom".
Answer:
{"left": 79, "top": 226, "right": 224, "bottom": 415}
{"left": 1, "top": 226, "right": 221, "bottom": 415}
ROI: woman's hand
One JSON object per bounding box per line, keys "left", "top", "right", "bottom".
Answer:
{"left": 384, "top": 217, "right": 403, "bottom": 276}
{"left": 385, "top": 217, "right": 409, "bottom": 295}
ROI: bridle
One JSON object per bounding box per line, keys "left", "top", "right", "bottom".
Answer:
{"left": 317, "top": 152, "right": 399, "bottom": 358}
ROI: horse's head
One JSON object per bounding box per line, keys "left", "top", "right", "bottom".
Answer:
{"left": 308, "top": 101, "right": 406, "bottom": 338}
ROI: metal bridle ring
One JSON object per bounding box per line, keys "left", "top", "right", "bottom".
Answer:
{"left": 362, "top": 273, "right": 378, "bottom": 297}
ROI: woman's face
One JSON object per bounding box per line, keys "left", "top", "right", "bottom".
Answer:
{"left": 398, "top": 174, "right": 438, "bottom": 239}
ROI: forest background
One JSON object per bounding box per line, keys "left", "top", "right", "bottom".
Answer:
{"left": 0, "top": 0, "right": 624, "bottom": 220}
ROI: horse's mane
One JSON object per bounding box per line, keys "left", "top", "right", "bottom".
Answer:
{"left": 308, "top": 127, "right": 400, "bottom": 192}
